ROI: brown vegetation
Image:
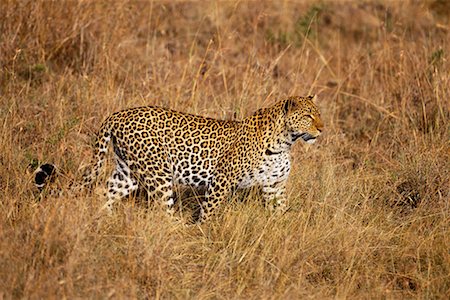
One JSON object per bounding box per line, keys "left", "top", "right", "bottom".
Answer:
{"left": 0, "top": 1, "right": 449, "bottom": 298}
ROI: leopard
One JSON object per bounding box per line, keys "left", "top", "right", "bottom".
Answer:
{"left": 35, "top": 95, "right": 324, "bottom": 223}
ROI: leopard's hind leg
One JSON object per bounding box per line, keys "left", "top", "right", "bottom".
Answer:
{"left": 140, "top": 158, "right": 176, "bottom": 217}
{"left": 144, "top": 177, "right": 175, "bottom": 216}
{"left": 103, "top": 155, "right": 138, "bottom": 212}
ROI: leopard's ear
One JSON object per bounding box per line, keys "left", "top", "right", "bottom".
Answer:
{"left": 283, "top": 97, "right": 297, "bottom": 115}
{"left": 307, "top": 94, "right": 317, "bottom": 103}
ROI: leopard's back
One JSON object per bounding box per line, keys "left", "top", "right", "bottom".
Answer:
{"left": 107, "top": 106, "right": 240, "bottom": 187}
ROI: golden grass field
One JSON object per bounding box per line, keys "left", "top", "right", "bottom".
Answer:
{"left": 1, "top": 1, "right": 449, "bottom": 298}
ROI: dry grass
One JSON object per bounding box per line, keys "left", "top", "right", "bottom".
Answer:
{"left": 1, "top": 1, "right": 449, "bottom": 298}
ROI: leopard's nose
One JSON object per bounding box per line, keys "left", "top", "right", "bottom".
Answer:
{"left": 314, "top": 118, "right": 324, "bottom": 134}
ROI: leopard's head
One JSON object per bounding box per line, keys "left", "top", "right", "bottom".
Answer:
{"left": 283, "top": 95, "right": 324, "bottom": 144}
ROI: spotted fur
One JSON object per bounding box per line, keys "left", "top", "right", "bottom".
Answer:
{"left": 36, "top": 95, "right": 323, "bottom": 223}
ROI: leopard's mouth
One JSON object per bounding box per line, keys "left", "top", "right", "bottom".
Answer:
{"left": 293, "top": 133, "right": 316, "bottom": 144}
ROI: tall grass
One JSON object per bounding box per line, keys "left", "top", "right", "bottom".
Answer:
{"left": 0, "top": 1, "right": 449, "bottom": 298}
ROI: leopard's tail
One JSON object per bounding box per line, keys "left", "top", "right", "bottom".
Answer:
{"left": 34, "top": 163, "right": 57, "bottom": 191}
{"left": 34, "top": 118, "right": 114, "bottom": 192}
{"left": 79, "top": 119, "right": 114, "bottom": 189}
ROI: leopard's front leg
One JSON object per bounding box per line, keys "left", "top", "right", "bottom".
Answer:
{"left": 262, "top": 179, "right": 288, "bottom": 212}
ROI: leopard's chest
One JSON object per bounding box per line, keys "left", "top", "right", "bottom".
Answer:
{"left": 238, "top": 152, "right": 291, "bottom": 188}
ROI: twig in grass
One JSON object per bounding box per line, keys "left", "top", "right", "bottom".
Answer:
{"left": 340, "top": 91, "right": 401, "bottom": 120}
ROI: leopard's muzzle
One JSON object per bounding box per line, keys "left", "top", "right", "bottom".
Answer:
{"left": 292, "top": 133, "right": 317, "bottom": 144}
